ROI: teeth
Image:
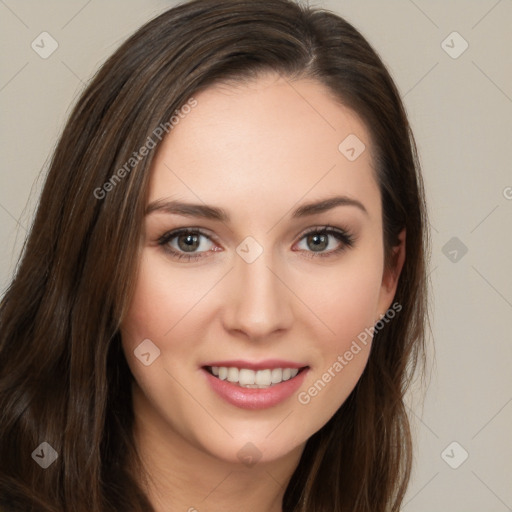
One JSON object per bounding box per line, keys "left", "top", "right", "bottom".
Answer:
{"left": 255, "top": 369, "right": 272, "bottom": 386}
{"left": 271, "top": 368, "right": 282, "bottom": 383}
{"left": 208, "top": 366, "right": 300, "bottom": 387}
{"left": 239, "top": 368, "right": 255, "bottom": 386}
{"left": 227, "top": 367, "right": 239, "bottom": 383}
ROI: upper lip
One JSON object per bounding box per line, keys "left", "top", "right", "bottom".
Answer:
{"left": 202, "top": 359, "right": 308, "bottom": 371}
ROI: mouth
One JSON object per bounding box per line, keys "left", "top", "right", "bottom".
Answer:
{"left": 201, "top": 361, "right": 310, "bottom": 410}
{"left": 202, "top": 365, "right": 309, "bottom": 389}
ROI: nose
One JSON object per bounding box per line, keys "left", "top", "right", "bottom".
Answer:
{"left": 221, "top": 247, "right": 294, "bottom": 341}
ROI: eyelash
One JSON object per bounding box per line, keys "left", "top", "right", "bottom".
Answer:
{"left": 157, "top": 225, "right": 355, "bottom": 262}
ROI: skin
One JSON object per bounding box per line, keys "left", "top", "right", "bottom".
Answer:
{"left": 120, "top": 72, "right": 405, "bottom": 512}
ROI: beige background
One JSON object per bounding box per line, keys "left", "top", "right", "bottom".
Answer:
{"left": 1, "top": 1, "right": 511, "bottom": 510}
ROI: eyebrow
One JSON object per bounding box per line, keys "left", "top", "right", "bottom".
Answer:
{"left": 145, "top": 195, "right": 368, "bottom": 221}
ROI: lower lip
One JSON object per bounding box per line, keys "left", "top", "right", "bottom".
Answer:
{"left": 202, "top": 367, "right": 309, "bottom": 410}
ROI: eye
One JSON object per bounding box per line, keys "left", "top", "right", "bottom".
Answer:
{"left": 295, "top": 225, "right": 355, "bottom": 258}
{"left": 157, "top": 228, "right": 219, "bottom": 261}
{"left": 157, "top": 225, "right": 355, "bottom": 262}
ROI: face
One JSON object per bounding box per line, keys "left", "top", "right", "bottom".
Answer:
{"left": 120, "top": 73, "right": 403, "bottom": 467}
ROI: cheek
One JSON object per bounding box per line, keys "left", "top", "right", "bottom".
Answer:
{"left": 307, "top": 250, "right": 384, "bottom": 352}
{"left": 294, "top": 247, "right": 384, "bottom": 422}
{"left": 121, "top": 252, "right": 210, "bottom": 347}
{"left": 120, "top": 251, "right": 222, "bottom": 403}
{"left": 119, "top": 252, "right": 203, "bottom": 416}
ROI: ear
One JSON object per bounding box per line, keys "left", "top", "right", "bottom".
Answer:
{"left": 377, "top": 228, "right": 406, "bottom": 317}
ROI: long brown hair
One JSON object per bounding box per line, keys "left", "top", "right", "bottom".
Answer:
{"left": 0, "top": 1, "right": 429, "bottom": 510}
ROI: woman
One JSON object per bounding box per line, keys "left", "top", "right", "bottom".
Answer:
{"left": 0, "top": 0, "right": 429, "bottom": 510}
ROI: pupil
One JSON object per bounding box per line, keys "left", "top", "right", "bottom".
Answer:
{"left": 179, "top": 234, "right": 199, "bottom": 252}
{"left": 309, "top": 233, "right": 327, "bottom": 251}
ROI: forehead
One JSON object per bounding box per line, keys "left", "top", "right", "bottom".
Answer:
{"left": 147, "top": 73, "right": 380, "bottom": 224}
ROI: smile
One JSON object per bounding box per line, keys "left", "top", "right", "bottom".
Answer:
{"left": 205, "top": 365, "right": 305, "bottom": 388}
{"left": 201, "top": 362, "right": 310, "bottom": 410}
